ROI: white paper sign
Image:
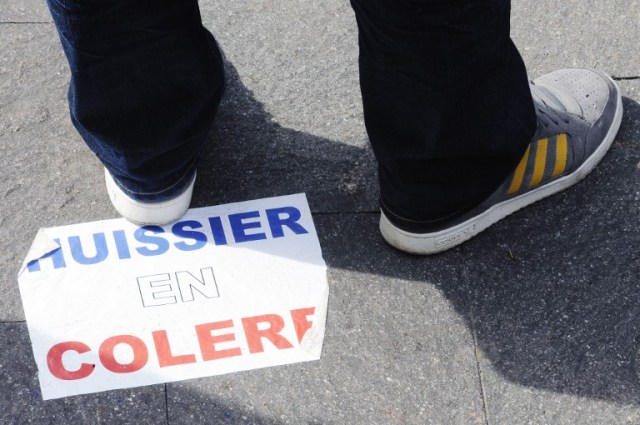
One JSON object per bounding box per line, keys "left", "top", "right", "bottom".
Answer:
{"left": 18, "top": 194, "right": 328, "bottom": 400}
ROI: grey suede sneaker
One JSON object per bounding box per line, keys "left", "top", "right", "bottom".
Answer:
{"left": 380, "top": 68, "right": 624, "bottom": 255}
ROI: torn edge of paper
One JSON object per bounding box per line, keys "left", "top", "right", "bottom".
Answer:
{"left": 18, "top": 228, "right": 62, "bottom": 278}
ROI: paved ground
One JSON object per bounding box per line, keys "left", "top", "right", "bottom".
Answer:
{"left": 1, "top": 0, "right": 639, "bottom": 424}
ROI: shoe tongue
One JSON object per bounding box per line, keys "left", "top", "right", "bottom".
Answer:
{"left": 531, "top": 84, "right": 568, "bottom": 113}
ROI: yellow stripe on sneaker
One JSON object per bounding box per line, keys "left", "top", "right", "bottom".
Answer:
{"left": 552, "top": 133, "right": 568, "bottom": 177}
{"left": 507, "top": 144, "right": 531, "bottom": 194}
{"left": 529, "top": 138, "right": 548, "bottom": 188}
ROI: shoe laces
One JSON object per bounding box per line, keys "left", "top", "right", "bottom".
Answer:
{"left": 531, "top": 84, "right": 571, "bottom": 130}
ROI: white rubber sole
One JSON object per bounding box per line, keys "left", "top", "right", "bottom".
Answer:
{"left": 105, "top": 168, "right": 196, "bottom": 226}
{"left": 380, "top": 84, "right": 623, "bottom": 255}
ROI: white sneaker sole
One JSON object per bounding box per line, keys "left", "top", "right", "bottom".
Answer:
{"left": 380, "top": 82, "right": 623, "bottom": 255}
{"left": 105, "top": 168, "right": 196, "bottom": 226}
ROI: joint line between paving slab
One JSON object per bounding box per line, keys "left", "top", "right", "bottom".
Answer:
{"left": 1, "top": 320, "right": 26, "bottom": 324}
{"left": 612, "top": 76, "right": 640, "bottom": 81}
{"left": 312, "top": 210, "right": 379, "bottom": 215}
{"left": 164, "top": 384, "right": 170, "bottom": 425}
{"left": 472, "top": 326, "right": 490, "bottom": 425}
{"left": 0, "top": 21, "right": 52, "bottom": 25}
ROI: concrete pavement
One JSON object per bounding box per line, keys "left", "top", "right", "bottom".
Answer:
{"left": 1, "top": 0, "right": 639, "bottom": 423}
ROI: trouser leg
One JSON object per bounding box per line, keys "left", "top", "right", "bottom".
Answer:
{"left": 351, "top": 0, "right": 537, "bottom": 228}
{"left": 46, "top": 0, "right": 225, "bottom": 201}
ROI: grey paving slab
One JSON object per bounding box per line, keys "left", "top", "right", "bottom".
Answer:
{"left": 450, "top": 119, "right": 640, "bottom": 422}
{"left": 566, "top": 87, "right": 640, "bottom": 203}
{"left": 0, "top": 322, "right": 167, "bottom": 425}
{"left": 468, "top": 201, "right": 640, "bottom": 424}
{"left": 621, "top": 80, "right": 640, "bottom": 102}
{"left": 0, "top": 0, "right": 50, "bottom": 23}
{"left": 512, "top": 0, "right": 640, "bottom": 78}
{"left": 192, "top": 60, "right": 378, "bottom": 214}
{"left": 166, "top": 213, "right": 485, "bottom": 425}
{"left": 194, "top": 0, "right": 377, "bottom": 212}
{"left": 200, "top": 0, "right": 366, "bottom": 146}
{"left": 1, "top": 24, "right": 114, "bottom": 321}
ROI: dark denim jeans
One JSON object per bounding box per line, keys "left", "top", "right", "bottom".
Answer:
{"left": 351, "top": 0, "right": 536, "bottom": 229}
{"left": 47, "top": 0, "right": 535, "bottom": 223}
{"left": 47, "top": 0, "right": 224, "bottom": 201}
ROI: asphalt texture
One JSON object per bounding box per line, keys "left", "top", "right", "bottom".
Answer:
{"left": 1, "top": 0, "right": 639, "bottom": 424}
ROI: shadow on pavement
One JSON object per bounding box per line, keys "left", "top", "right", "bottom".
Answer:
{"left": 198, "top": 60, "right": 640, "bottom": 407}
{"left": 6, "top": 65, "right": 637, "bottom": 424}
{"left": 192, "top": 62, "right": 378, "bottom": 214}
{"left": 325, "top": 97, "right": 640, "bottom": 406}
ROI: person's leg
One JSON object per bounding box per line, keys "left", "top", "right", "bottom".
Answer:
{"left": 351, "top": 0, "right": 536, "bottom": 227}
{"left": 46, "top": 0, "right": 224, "bottom": 222}
{"left": 351, "top": 0, "right": 622, "bottom": 254}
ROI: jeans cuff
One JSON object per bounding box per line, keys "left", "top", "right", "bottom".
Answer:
{"left": 106, "top": 162, "right": 197, "bottom": 203}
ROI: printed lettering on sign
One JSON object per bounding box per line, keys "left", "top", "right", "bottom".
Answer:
{"left": 18, "top": 194, "right": 328, "bottom": 400}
